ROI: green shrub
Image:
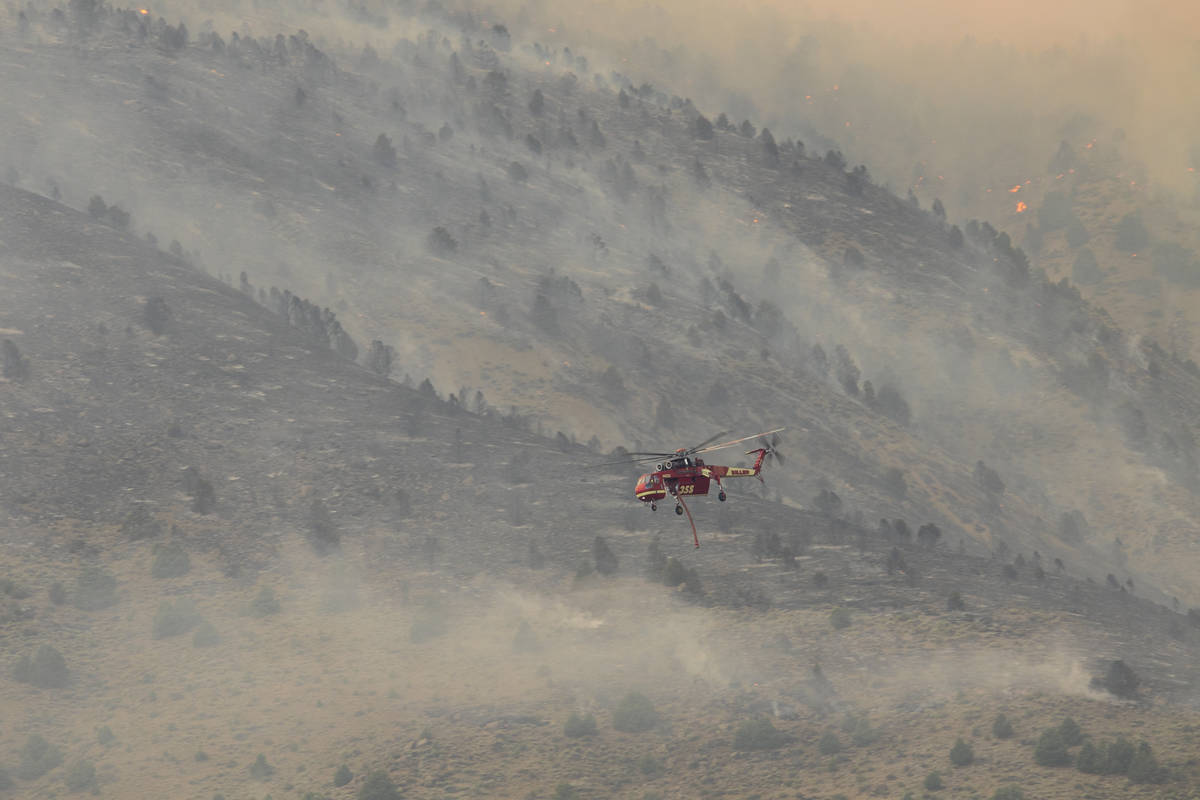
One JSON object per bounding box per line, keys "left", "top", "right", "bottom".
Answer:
{"left": 74, "top": 565, "right": 117, "bottom": 610}
{"left": 949, "top": 737, "right": 974, "bottom": 766}
{"left": 334, "top": 764, "right": 353, "bottom": 787}
{"left": 1093, "top": 659, "right": 1139, "bottom": 698}
{"left": 732, "top": 717, "right": 791, "bottom": 751}
{"left": 1128, "top": 741, "right": 1165, "bottom": 784}
{"left": 637, "top": 753, "right": 662, "bottom": 775}
{"left": 192, "top": 620, "right": 220, "bottom": 647}
{"left": 1075, "top": 741, "right": 1103, "bottom": 773}
{"left": 0, "top": 577, "right": 30, "bottom": 598}
{"left": 830, "top": 607, "right": 851, "bottom": 630}
{"left": 151, "top": 541, "right": 191, "bottom": 578}
{"left": 849, "top": 716, "right": 879, "bottom": 746}
{"left": 1033, "top": 728, "right": 1071, "bottom": 766}
{"left": 249, "top": 586, "right": 281, "bottom": 617}
{"left": 96, "top": 726, "right": 115, "bottom": 746}
{"left": 563, "top": 712, "right": 597, "bottom": 738}
{"left": 947, "top": 591, "right": 965, "bottom": 611}
{"left": 153, "top": 598, "right": 201, "bottom": 639}
{"left": 818, "top": 731, "right": 842, "bottom": 755}
{"left": 662, "top": 557, "right": 686, "bottom": 587}
{"left": 991, "top": 786, "right": 1024, "bottom": 800}
{"left": 64, "top": 759, "right": 96, "bottom": 792}
{"left": 358, "top": 770, "right": 401, "bottom": 800}
{"left": 249, "top": 753, "right": 274, "bottom": 779}
{"left": 1057, "top": 717, "right": 1082, "bottom": 746}
{"left": 48, "top": 581, "right": 66, "bottom": 605}
{"left": 512, "top": 620, "right": 540, "bottom": 652}
{"left": 410, "top": 613, "right": 447, "bottom": 643}
{"left": 0, "top": 766, "right": 10, "bottom": 790}
{"left": 553, "top": 784, "right": 579, "bottom": 800}
{"left": 1103, "top": 736, "right": 1135, "bottom": 774}
{"left": 992, "top": 713, "right": 1014, "bottom": 739}
{"left": 924, "top": 771, "right": 943, "bottom": 790}
{"left": 17, "top": 734, "right": 63, "bottom": 780}
{"left": 12, "top": 644, "right": 68, "bottom": 688}
{"left": 612, "top": 691, "right": 658, "bottom": 733}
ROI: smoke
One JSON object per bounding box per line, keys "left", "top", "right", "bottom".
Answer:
{"left": 472, "top": 0, "right": 1200, "bottom": 207}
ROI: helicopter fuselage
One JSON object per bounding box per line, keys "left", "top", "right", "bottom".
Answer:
{"left": 634, "top": 450, "right": 766, "bottom": 504}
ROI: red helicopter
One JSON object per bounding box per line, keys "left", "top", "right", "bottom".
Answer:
{"left": 619, "top": 428, "right": 785, "bottom": 547}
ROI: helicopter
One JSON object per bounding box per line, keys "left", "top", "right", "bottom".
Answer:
{"left": 618, "top": 428, "right": 785, "bottom": 547}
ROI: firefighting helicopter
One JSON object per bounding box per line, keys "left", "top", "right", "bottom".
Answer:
{"left": 615, "top": 428, "right": 785, "bottom": 547}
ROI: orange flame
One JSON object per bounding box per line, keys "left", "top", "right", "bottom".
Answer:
{"left": 1016, "top": 201, "right": 1027, "bottom": 213}
{"left": 139, "top": 7, "right": 149, "bottom": 13}
{"left": 1009, "top": 185, "right": 1021, "bottom": 193}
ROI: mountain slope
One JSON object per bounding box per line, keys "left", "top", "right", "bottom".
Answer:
{"left": 4, "top": 151, "right": 1200, "bottom": 798}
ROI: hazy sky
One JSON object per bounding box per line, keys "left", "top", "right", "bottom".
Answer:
{"left": 485, "top": 0, "right": 1200, "bottom": 203}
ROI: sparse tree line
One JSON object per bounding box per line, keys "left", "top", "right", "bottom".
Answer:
{"left": 805, "top": 342, "right": 911, "bottom": 426}
{"left": 260, "top": 285, "right": 359, "bottom": 361}
{"left": 21, "top": 2, "right": 334, "bottom": 75}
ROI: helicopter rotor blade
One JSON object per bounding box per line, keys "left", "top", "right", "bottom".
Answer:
{"left": 693, "top": 427, "right": 785, "bottom": 456}
{"left": 591, "top": 452, "right": 674, "bottom": 468}
{"left": 685, "top": 430, "right": 730, "bottom": 455}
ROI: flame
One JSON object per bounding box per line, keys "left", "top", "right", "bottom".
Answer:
{"left": 1016, "top": 201, "right": 1027, "bottom": 213}
{"left": 139, "top": 7, "right": 149, "bottom": 13}
{"left": 1009, "top": 185, "right": 1021, "bottom": 193}
{"left": 1056, "top": 173, "right": 1065, "bottom": 179}
{"left": 1085, "top": 142, "right": 1094, "bottom": 149}
{"left": 1068, "top": 168, "right": 1076, "bottom": 174}
{"left": 833, "top": 84, "right": 839, "bottom": 91}
{"left": 1189, "top": 167, "right": 1197, "bottom": 173}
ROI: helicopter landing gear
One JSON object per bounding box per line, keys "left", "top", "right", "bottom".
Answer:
{"left": 718, "top": 490, "right": 727, "bottom": 502}
{"left": 650, "top": 502, "right": 657, "bottom": 511}
{"left": 675, "top": 504, "right": 684, "bottom": 516}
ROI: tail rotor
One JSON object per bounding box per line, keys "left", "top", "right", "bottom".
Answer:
{"left": 756, "top": 431, "right": 786, "bottom": 468}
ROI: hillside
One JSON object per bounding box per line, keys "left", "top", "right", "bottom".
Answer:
{"left": 3, "top": 3, "right": 1200, "bottom": 798}
{"left": 5, "top": 3, "right": 1200, "bottom": 608}
{"left": 2, "top": 132, "right": 1200, "bottom": 800}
